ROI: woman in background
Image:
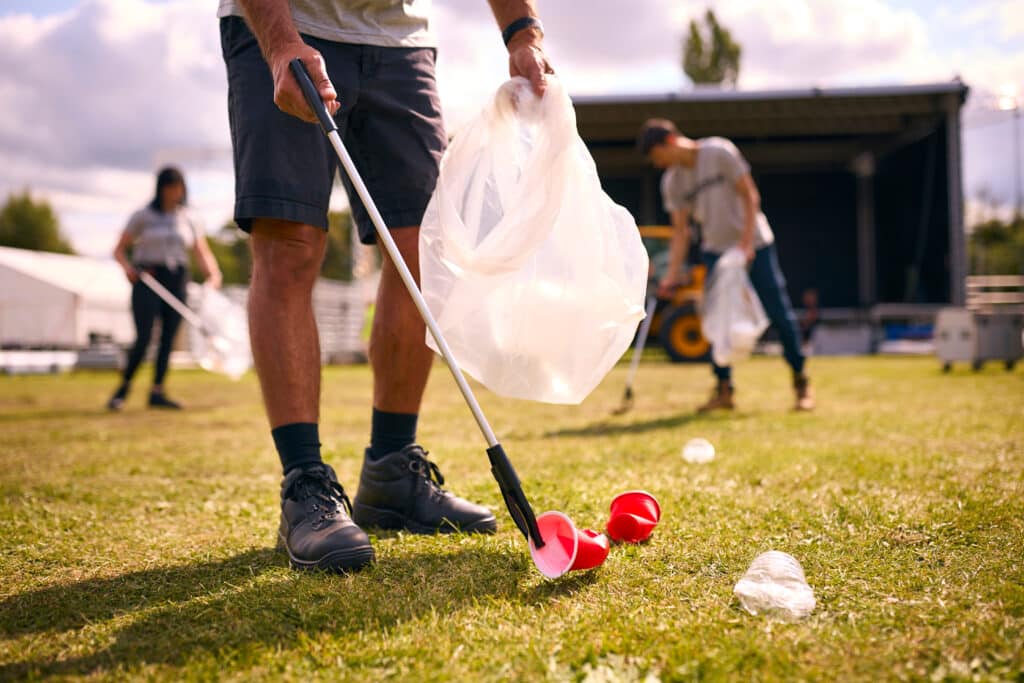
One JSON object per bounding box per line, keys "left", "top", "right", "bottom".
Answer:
{"left": 107, "top": 167, "right": 222, "bottom": 410}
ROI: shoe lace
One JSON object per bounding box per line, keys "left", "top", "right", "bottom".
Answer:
{"left": 286, "top": 467, "right": 353, "bottom": 520}
{"left": 407, "top": 449, "right": 446, "bottom": 496}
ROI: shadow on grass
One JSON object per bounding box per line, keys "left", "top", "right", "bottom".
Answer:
{"left": 0, "top": 548, "right": 285, "bottom": 639}
{"left": 0, "top": 543, "right": 536, "bottom": 678}
{"left": 538, "top": 411, "right": 744, "bottom": 439}
{"left": 522, "top": 569, "right": 600, "bottom": 605}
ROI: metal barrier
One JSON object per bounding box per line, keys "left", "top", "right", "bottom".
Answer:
{"left": 966, "top": 275, "right": 1024, "bottom": 312}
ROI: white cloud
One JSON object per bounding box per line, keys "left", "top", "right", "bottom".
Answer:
{"left": 1, "top": 0, "right": 1021, "bottom": 255}
{"left": 0, "top": 0, "right": 233, "bottom": 255}
{"left": 702, "top": 0, "right": 933, "bottom": 87}
{"left": 999, "top": 0, "right": 1024, "bottom": 40}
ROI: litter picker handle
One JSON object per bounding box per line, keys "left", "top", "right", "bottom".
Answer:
{"left": 289, "top": 59, "right": 338, "bottom": 136}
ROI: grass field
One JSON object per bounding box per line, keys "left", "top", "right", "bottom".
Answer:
{"left": 1, "top": 356, "right": 1022, "bottom": 681}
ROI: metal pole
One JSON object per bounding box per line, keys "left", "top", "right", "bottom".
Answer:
{"left": 945, "top": 93, "right": 967, "bottom": 306}
{"left": 624, "top": 294, "right": 657, "bottom": 388}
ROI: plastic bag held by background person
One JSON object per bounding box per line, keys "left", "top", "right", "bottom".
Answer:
{"left": 420, "top": 76, "right": 648, "bottom": 404}
{"left": 700, "top": 247, "right": 769, "bottom": 367}
{"left": 188, "top": 285, "right": 251, "bottom": 380}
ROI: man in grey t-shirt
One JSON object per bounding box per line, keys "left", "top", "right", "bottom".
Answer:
{"left": 219, "top": 0, "right": 554, "bottom": 573}
{"left": 638, "top": 118, "right": 814, "bottom": 413}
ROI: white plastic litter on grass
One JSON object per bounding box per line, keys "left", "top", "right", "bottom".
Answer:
{"left": 733, "top": 550, "right": 816, "bottom": 620}
{"left": 682, "top": 438, "right": 716, "bottom": 463}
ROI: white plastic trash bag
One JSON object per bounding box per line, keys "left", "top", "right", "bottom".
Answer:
{"left": 420, "top": 76, "right": 648, "bottom": 404}
{"left": 188, "top": 286, "right": 251, "bottom": 380}
{"left": 701, "top": 247, "right": 769, "bottom": 367}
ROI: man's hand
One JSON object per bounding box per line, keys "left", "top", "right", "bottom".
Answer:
{"left": 734, "top": 173, "right": 759, "bottom": 265}
{"left": 507, "top": 31, "right": 553, "bottom": 96}
{"left": 123, "top": 265, "right": 138, "bottom": 284}
{"left": 657, "top": 275, "right": 680, "bottom": 299}
{"left": 738, "top": 238, "right": 755, "bottom": 264}
{"left": 269, "top": 43, "right": 339, "bottom": 123}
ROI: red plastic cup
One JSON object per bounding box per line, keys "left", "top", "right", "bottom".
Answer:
{"left": 606, "top": 490, "right": 661, "bottom": 543}
{"left": 528, "top": 511, "right": 610, "bottom": 579}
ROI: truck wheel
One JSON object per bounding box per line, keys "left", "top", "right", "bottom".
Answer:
{"left": 659, "top": 303, "right": 710, "bottom": 363}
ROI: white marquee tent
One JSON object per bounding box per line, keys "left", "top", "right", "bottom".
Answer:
{"left": 0, "top": 246, "right": 133, "bottom": 348}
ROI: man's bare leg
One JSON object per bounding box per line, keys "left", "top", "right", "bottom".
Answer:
{"left": 250, "top": 218, "right": 375, "bottom": 571}
{"left": 249, "top": 219, "right": 326, "bottom": 431}
{"left": 352, "top": 225, "right": 496, "bottom": 534}
{"left": 370, "top": 226, "right": 433, "bottom": 415}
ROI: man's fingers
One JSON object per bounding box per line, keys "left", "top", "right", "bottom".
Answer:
{"left": 277, "top": 88, "right": 318, "bottom": 123}
{"left": 306, "top": 53, "right": 338, "bottom": 107}
{"left": 275, "top": 51, "right": 340, "bottom": 123}
{"left": 527, "top": 57, "right": 550, "bottom": 96}
{"left": 531, "top": 71, "right": 547, "bottom": 96}
{"left": 510, "top": 46, "right": 553, "bottom": 97}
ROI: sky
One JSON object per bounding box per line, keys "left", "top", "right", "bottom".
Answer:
{"left": 0, "top": 0, "right": 1021, "bottom": 257}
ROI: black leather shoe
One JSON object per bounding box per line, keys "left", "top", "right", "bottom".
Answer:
{"left": 353, "top": 445, "right": 497, "bottom": 535}
{"left": 279, "top": 464, "right": 375, "bottom": 572}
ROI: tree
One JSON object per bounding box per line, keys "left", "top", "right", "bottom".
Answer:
{"left": 683, "top": 9, "right": 742, "bottom": 87}
{"left": 321, "top": 210, "right": 354, "bottom": 281}
{"left": 0, "top": 190, "right": 75, "bottom": 254}
{"left": 969, "top": 215, "right": 1024, "bottom": 275}
{"left": 196, "top": 224, "right": 253, "bottom": 285}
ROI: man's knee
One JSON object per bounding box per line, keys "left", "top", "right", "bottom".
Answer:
{"left": 382, "top": 226, "right": 421, "bottom": 274}
{"left": 390, "top": 226, "right": 420, "bottom": 249}
{"left": 250, "top": 219, "right": 327, "bottom": 290}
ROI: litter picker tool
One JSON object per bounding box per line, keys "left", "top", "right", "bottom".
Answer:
{"left": 612, "top": 293, "right": 657, "bottom": 415}
{"left": 138, "top": 271, "right": 250, "bottom": 379}
{"left": 289, "top": 59, "right": 544, "bottom": 550}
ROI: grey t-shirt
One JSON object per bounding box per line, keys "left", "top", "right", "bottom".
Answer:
{"left": 217, "top": 0, "right": 435, "bottom": 48}
{"left": 660, "top": 137, "right": 774, "bottom": 254}
{"left": 125, "top": 206, "right": 204, "bottom": 268}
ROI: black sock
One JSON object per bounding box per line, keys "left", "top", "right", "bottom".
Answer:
{"left": 272, "top": 423, "right": 323, "bottom": 475}
{"left": 368, "top": 409, "right": 418, "bottom": 460}
{"left": 113, "top": 384, "right": 128, "bottom": 399}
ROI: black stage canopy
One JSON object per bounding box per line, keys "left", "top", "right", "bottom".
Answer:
{"left": 573, "top": 82, "right": 970, "bottom": 307}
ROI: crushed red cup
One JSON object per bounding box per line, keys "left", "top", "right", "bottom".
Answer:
{"left": 606, "top": 490, "right": 661, "bottom": 543}
{"left": 529, "top": 511, "right": 610, "bottom": 579}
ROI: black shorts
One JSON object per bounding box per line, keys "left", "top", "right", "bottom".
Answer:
{"left": 220, "top": 16, "right": 447, "bottom": 243}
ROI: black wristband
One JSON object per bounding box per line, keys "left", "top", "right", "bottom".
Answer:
{"left": 502, "top": 16, "right": 543, "bottom": 47}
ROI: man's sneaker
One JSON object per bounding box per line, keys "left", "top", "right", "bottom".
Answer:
{"left": 148, "top": 392, "right": 182, "bottom": 410}
{"left": 697, "top": 381, "right": 735, "bottom": 413}
{"left": 353, "top": 445, "right": 497, "bottom": 535}
{"left": 279, "top": 463, "right": 375, "bottom": 573}
{"left": 794, "top": 374, "right": 815, "bottom": 411}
